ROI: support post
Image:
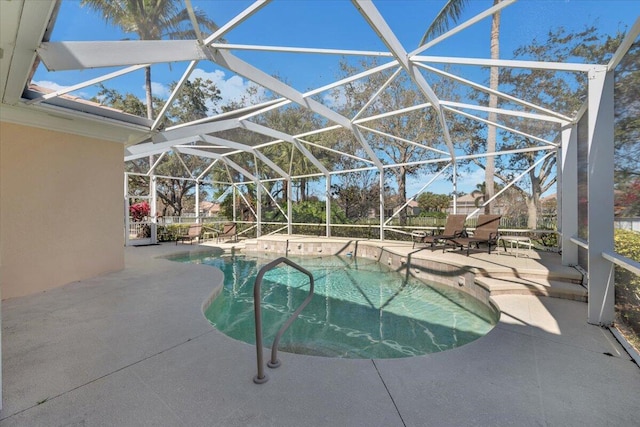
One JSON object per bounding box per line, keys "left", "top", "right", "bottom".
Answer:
{"left": 560, "top": 124, "right": 578, "bottom": 266}
{"left": 124, "top": 174, "right": 130, "bottom": 246}
{"left": 150, "top": 175, "right": 157, "bottom": 243}
{"left": 195, "top": 181, "right": 200, "bottom": 224}
{"left": 287, "top": 178, "right": 293, "bottom": 235}
{"left": 326, "top": 175, "right": 331, "bottom": 237}
{"left": 232, "top": 185, "right": 237, "bottom": 223}
{"left": 379, "top": 171, "right": 385, "bottom": 240}
{"left": 587, "top": 68, "right": 615, "bottom": 325}
{"left": 452, "top": 162, "right": 458, "bottom": 214}
{"left": 256, "top": 182, "right": 262, "bottom": 238}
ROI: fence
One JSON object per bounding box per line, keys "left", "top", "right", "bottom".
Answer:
{"left": 127, "top": 222, "right": 151, "bottom": 238}
{"left": 615, "top": 218, "right": 640, "bottom": 232}
{"left": 392, "top": 215, "right": 557, "bottom": 230}
{"left": 133, "top": 215, "right": 639, "bottom": 245}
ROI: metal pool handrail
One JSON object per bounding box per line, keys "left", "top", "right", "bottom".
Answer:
{"left": 253, "top": 257, "right": 315, "bottom": 384}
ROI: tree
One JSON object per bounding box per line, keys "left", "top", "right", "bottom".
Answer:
{"left": 257, "top": 104, "right": 327, "bottom": 202}
{"left": 616, "top": 178, "right": 640, "bottom": 217}
{"left": 290, "top": 200, "right": 347, "bottom": 225}
{"left": 421, "top": 0, "right": 503, "bottom": 214}
{"left": 570, "top": 34, "right": 639, "bottom": 192}
{"left": 335, "top": 58, "right": 458, "bottom": 225}
{"left": 612, "top": 40, "right": 640, "bottom": 183}
{"left": 101, "top": 73, "right": 222, "bottom": 216}
{"left": 81, "top": 0, "right": 220, "bottom": 119}
{"left": 471, "top": 182, "right": 487, "bottom": 208}
{"left": 420, "top": 0, "right": 468, "bottom": 44}
{"left": 124, "top": 151, "right": 212, "bottom": 217}
{"left": 472, "top": 181, "right": 527, "bottom": 226}
{"left": 331, "top": 172, "right": 381, "bottom": 221}
{"left": 492, "top": 26, "right": 627, "bottom": 228}
{"left": 417, "top": 192, "right": 450, "bottom": 212}
{"left": 154, "top": 154, "right": 210, "bottom": 216}
{"left": 219, "top": 185, "right": 256, "bottom": 222}
{"left": 92, "top": 84, "right": 158, "bottom": 117}
{"left": 166, "top": 77, "right": 222, "bottom": 124}
{"left": 205, "top": 82, "right": 330, "bottom": 213}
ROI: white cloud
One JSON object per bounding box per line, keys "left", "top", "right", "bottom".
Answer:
{"left": 190, "top": 68, "right": 265, "bottom": 108}
{"left": 32, "top": 80, "right": 68, "bottom": 91}
{"left": 149, "top": 82, "right": 170, "bottom": 99}
{"left": 31, "top": 80, "right": 90, "bottom": 99}
{"left": 456, "top": 168, "right": 486, "bottom": 193}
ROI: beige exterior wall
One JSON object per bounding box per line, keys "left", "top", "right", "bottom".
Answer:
{"left": 0, "top": 122, "right": 124, "bottom": 299}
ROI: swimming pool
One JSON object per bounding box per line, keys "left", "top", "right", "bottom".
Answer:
{"left": 173, "top": 251, "right": 498, "bottom": 359}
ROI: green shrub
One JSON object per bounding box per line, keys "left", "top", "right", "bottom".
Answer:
{"left": 534, "top": 232, "right": 558, "bottom": 249}
{"left": 614, "top": 229, "right": 640, "bottom": 261}
{"left": 613, "top": 229, "right": 640, "bottom": 350}
{"left": 418, "top": 211, "right": 447, "bottom": 219}
{"left": 157, "top": 224, "right": 208, "bottom": 242}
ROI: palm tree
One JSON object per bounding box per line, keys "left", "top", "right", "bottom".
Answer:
{"left": 471, "top": 182, "right": 486, "bottom": 208}
{"left": 421, "top": 0, "right": 502, "bottom": 215}
{"left": 419, "top": 0, "right": 469, "bottom": 44}
{"left": 81, "top": 0, "right": 220, "bottom": 120}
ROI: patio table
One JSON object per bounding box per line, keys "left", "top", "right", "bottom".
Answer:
{"left": 497, "top": 235, "right": 533, "bottom": 258}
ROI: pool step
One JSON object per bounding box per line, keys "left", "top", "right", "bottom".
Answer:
{"left": 470, "top": 266, "right": 583, "bottom": 284}
{"left": 475, "top": 276, "right": 587, "bottom": 302}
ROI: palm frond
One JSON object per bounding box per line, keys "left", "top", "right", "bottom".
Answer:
{"left": 419, "top": 0, "right": 469, "bottom": 46}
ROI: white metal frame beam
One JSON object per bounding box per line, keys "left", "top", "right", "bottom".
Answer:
{"left": 1, "top": 0, "right": 58, "bottom": 104}
{"left": 417, "top": 63, "right": 573, "bottom": 123}
{"left": 205, "top": 46, "right": 384, "bottom": 170}
{"left": 353, "top": 0, "right": 456, "bottom": 161}
{"left": 152, "top": 0, "right": 271, "bottom": 130}
{"left": 411, "top": 0, "right": 517, "bottom": 56}
{"left": 178, "top": 147, "right": 257, "bottom": 181}
{"left": 199, "top": 134, "right": 289, "bottom": 179}
{"left": 586, "top": 67, "right": 615, "bottom": 326}
{"left": 412, "top": 55, "right": 599, "bottom": 73}
{"left": 240, "top": 121, "right": 330, "bottom": 175}
{"left": 560, "top": 124, "right": 578, "bottom": 266}
{"left": 443, "top": 106, "right": 558, "bottom": 147}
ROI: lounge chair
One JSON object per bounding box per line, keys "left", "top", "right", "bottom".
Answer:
{"left": 414, "top": 214, "right": 467, "bottom": 248}
{"left": 217, "top": 222, "right": 237, "bottom": 243}
{"left": 445, "top": 214, "right": 502, "bottom": 256}
{"left": 176, "top": 223, "right": 202, "bottom": 245}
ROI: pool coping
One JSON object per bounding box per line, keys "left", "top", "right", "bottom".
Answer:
{"left": 240, "top": 235, "right": 586, "bottom": 302}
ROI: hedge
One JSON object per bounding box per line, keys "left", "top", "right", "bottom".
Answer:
{"left": 614, "top": 229, "right": 640, "bottom": 350}
{"left": 156, "top": 224, "right": 219, "bottom": 242}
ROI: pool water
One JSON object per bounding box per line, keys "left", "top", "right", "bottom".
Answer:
{"left": 173, "top": 251, "right": 498, "bottom": 359}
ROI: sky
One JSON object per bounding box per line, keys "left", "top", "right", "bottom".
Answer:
{"left": 32, "top": 0, "right": 639, "bottom": 196}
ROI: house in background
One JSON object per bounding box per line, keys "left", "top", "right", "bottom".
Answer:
{"left": 379, "top": 198, "right": 423, "bottom": 219}
{"left": 447, "top": 193, "right": 509, "bottom": 216}
{"left": 200, "top": 201, "right": 221, "bottom": 217}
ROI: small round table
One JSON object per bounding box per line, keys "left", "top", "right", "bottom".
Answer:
{"left": 497, "top": 235, "right": 533, "bottom": 257}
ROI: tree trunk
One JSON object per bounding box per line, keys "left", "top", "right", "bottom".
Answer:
{"left": 145, "top": 66, "right": 154, "bottom": 120}
{"left": 301, "top": 178, "right": 307, "bottom": 202}
{"left": 485, "top": 1, "right": 501, "bottom": 214}
{"left": 399, "top": 167, "right": 407, "bottom": 226}
{"left": 527, "top": 171, "right": 542, "bottom": 229}
{"left": 526, "top": 196, "right": 538, "bottom": 230}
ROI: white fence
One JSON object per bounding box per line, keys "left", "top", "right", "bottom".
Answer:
{"left": 139, "top": 216, "right": 640, "bottom": 235}
{"left": 615, "top": 218, "right": 640, "bottom": 232}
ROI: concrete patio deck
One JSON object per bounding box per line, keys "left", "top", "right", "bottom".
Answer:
{"left": 2, "top": 239, "right": 639, "bottom": 426}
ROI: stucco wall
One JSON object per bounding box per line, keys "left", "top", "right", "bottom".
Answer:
{"left": 0, "top": 122, "right": 124, "bottom": 299}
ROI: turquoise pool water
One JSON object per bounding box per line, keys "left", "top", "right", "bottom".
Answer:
{"left": 173, "top": 251, "right": 497, "bottom": 359}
